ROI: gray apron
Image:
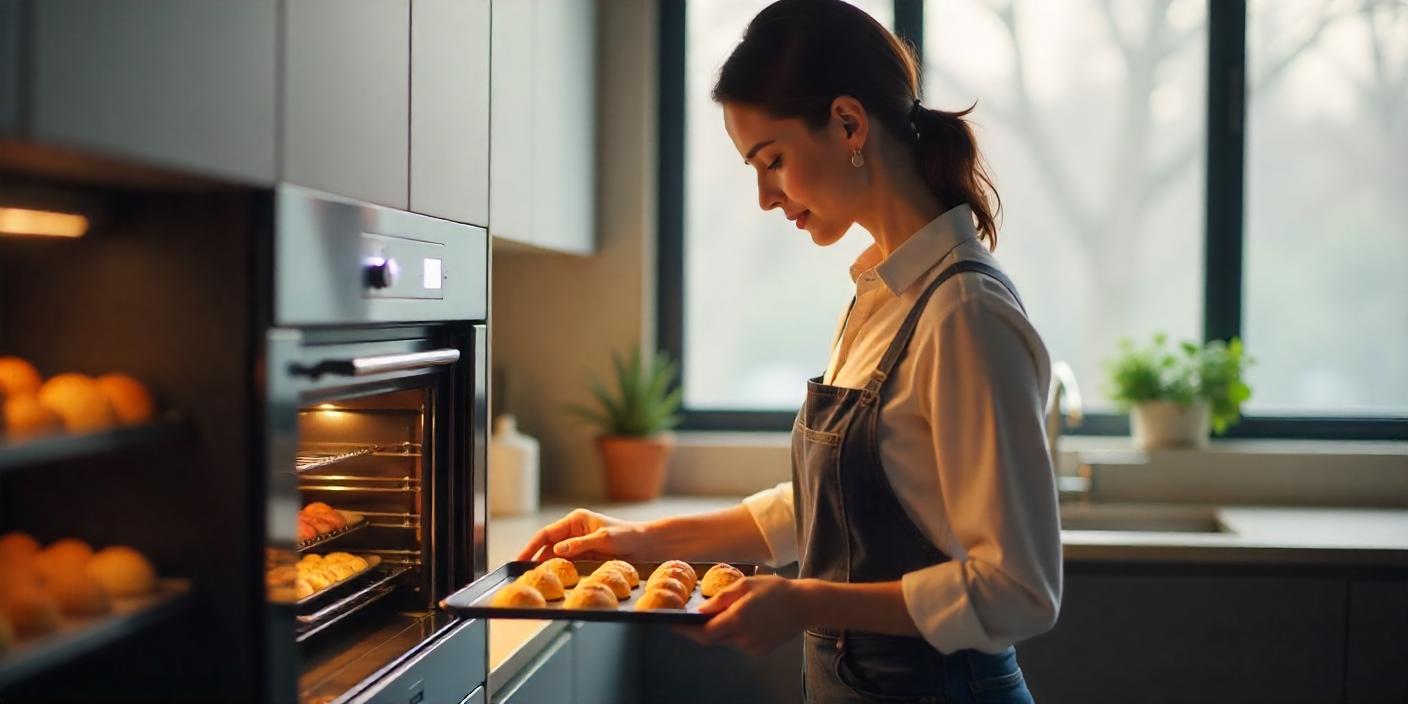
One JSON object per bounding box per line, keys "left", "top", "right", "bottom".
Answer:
{"left": 793, "top": 260, "right": 1037, "bottom": 703}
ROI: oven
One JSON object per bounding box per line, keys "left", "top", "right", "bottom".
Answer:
{"left": 260, "top": 187, "right": 489, "bottom": 704}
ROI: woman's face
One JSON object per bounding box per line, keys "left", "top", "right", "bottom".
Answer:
{"left": 722, "top": 101, "right": 864, "bottom": 247}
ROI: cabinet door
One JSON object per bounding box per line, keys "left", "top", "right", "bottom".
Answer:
{"left": 1017, "top": 572, "right": 1346, "bottom": 704}
{"left": 1346, "top": 579, "right": 1408, "bottom": 704}
{"left": 488, "top": 0, "right": 535, "bottom": 245}
{"left": 572, "top": 622, "right": 638, "bottom": 704}
{"left": 496, "top": 631, "right": 573, "bottom": 704}
{"left": 528, "top": 0, "right": 596, "bottom": 254}
{"left": 0, "top": 0, "right": 20, "bottom": 134}
{"left": 28, "top": 0, "right": 277, "bottom": 181}
{"left": 412, "top": 0, "right": 490, "bottom": 226}
{"left": 284, "top": 0, "right": 409, "bottom": 208}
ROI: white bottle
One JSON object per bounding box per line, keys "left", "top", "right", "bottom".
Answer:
{"left": 489, "top": 414, "right": 539, "bottom": 517}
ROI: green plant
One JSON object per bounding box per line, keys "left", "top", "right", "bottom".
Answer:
{"left": 564, "top": 345, "right": 683, "bottom": 436}
{"left": 1105, "top": 333, "right": 1253, "bottom": 434}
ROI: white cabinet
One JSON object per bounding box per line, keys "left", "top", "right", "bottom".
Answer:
{"left": 489, "top": 0, "right": 597, "bottom": 254}
{"left": 412, "top": 0, "right": 491, "bottom": 227}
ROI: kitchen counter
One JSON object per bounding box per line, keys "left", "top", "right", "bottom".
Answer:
{"left": 482, "top": 497, "right": 1408, "bottom": 693}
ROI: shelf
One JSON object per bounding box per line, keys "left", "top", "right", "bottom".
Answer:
{"left": 0, "top": 579, "right": 193, "bottom": 690}
{"left": 296, "top": 514, "right": 370, "bottom": 553}
{"left": 295, "top": 442, "right": 420, "bottom": 474}
{"left": 0, "top": 414, "right": 189, "bottom": 474}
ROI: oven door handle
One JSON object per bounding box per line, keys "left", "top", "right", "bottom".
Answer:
{"left": 293, "top": 348, "right": 461, "bottom": 379}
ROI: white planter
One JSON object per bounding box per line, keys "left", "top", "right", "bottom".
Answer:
{"left": 1131, "top": 400, "right": 1210, "bottom": 449}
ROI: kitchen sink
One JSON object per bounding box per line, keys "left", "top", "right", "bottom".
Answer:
{"left": 1059, "top": 504, "right": 1231, "bottom": 533}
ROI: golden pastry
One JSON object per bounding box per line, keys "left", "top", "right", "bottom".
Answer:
{"left": 635, "top": 588, "right": 687, "bottom": 611}
{"left": 563, "top": 583, "right": 617, "bottom": 610}
{"left": 325, "top": 561, "right": 359, "bottom": 580}
{"left": 38, "top": 373, "right": 115, "bottom": 432}
{"left": 492, "top": 583, "right": 547, "bottom": 608}
{"left": 294, "top": 579, "right": 315, "bottom": 600}
{"left": 46, "top": 571, "right": 112, "bottom": 617}
{"left": 3, "top": 394, "right": 62, "bottom": 439}
{"left": 516, "top": 569, "right": 565, "bottom": 601}
{"left": 596, "top": 560, "right": 640, "bottom": 588}
{"left": 701, "top": 564, "right": 745, "bottom": 597}
{"left": 656, "top": 560, "right": 697, "bottom": 587}
{"left": 35, "top": 538, "right": 94, "bottom": 585}
{"left": 539, "top": 557, "right": 579, "bottom": 588}
{"left": 297, "top": 518, "right": 318, "bottom": 543}
{"left": 303, "top": 502, "right": 337, "bottom": 516}
{"left": 306, "top": 513, "right": 340, "bottom": 535}
{"left": 648, "top": 564, "right": 696, "bottom": 593}
{"left": 303, "top": 569, "right": 333, "bottom": 591}
{"left": 300, "top": 554, "right": 323, "bottom": 564}
{"left": 95, "top": 373, "right": 155, "bottom": 425}
{"left": 1, "top": 585, "right": 61, "bottom": 637}
{"left": 647, "top": 576, "right": 689, "bottom": 604}
{"left": 0, "top": 357, "right": 41, "bottom": 397}
{"left": 581, "top": 570, "right": 630, "bottom": 600}
{"left": 86, "top": 546, "right": 157, "bottom": 598}
{"left": 0, "top": 531, "right": 40, "bottom": 567}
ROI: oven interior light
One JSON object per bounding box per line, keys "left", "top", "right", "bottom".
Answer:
{"left": 0, "top": 207, "right": 89, "bottom": 238}
{"left": 317, "top": 403, "right": 338, "bottom": 410}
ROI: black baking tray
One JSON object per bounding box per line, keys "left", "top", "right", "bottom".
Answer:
{"left": 441, "top": 560, "right": 765, "bottom": 624}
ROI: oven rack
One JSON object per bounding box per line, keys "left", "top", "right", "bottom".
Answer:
{"left": 295, "top": 566, "right": 410, "bottom": 643}
{"left": 0, "top": 414, "right": 189, "bottom": 475}
{"left": 295, "top": 442, "right": 421, "bottom": 474}
{"left": 298, "top": 475, "right": 422, "bottom": 494}
{"left": 296, "top": 515, "right": 370, "bottom": 553}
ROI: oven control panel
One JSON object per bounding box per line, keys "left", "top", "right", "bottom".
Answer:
{"left": 361, "top": 232, "right": 445, "bottom": 300}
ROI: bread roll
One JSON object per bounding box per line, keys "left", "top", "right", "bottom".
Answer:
{"left": 303, "top": 502, "right": 337, "bottom": 516}
{"left": 647, "top": 576, "right": 689, "bottom": 603}
{"left": 596, "top": 560, "right": 640, "bottom": 588}
{"left": 539, "top": 558, "right": 579, "bottom": 588}
{"left": 38, "top": 373, "right": 115, "bottom": 432}
{"left": 648, "top": 564, "right": 695, "bottom": 593}
{"left": 35, "top": 538, "right": 94, "bottom": 585}
{"left": 581, "top": 570, "right": 630, "bottom": 600}
{"left": 1, "top": 585, "right": 60, "bottom": 637}
{"left": 95, "top": 373, "right": 155, "bottom": 425}
{"left": 0, "top": 531, "right": 40, "bottom": 567}
{"left": 492, "top": 583, "right": 547, "bottom": 608}
{"left": 0, "top": 357, "right": 41, "bottom": 397}
{"left": 3, "top": 394, "right": 62, "bottom": 439}
{"left": 297, "top": 517, "right": 318, "bottom": 543}
{"left": 47, "top": 571, "right": 112, "bottom": 617}
{"left": 563, "top": 583, "right": 616, "bottom": 610}
{"left": 635, "top": 588, "right": 687, "bottom": 611}
{"left": 86, "top": 546, "right": 157, "bottom": 598}
{"left": 654, "top": 561, "right": 697, "bottom": 590}
{"left": 294, "top": 579, "right": 315, "bottom": 600}
{"left": 701, "top": 564, "right": 745, "bottom": 597}
{"left": 306, "top": 513, "right": 340, "bottom": 535}
{"left": 516, "top": 569, "right": 565, "bottom": 601}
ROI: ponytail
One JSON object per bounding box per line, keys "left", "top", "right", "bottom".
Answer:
{"left": 910, "top": 103, "right": 1002, "bottom": 249}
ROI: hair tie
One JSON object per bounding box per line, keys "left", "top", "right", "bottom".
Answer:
{"left": 908, "top": 99, "right": 923, "bottom": 135}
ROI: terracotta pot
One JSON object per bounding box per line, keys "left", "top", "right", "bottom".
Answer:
{"left": 597, "top": 433, "right": 674, "bottom": 502}
{"left": 1131, "top": 400, "right": 1210, "bottom": 449}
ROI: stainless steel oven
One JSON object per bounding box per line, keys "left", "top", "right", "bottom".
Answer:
{"left": 260, "top": 186, "right": 489, "bottom": 704}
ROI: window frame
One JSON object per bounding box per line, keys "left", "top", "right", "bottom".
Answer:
{"left": 655, "top": 0, "right": 1408, "bottom": 441}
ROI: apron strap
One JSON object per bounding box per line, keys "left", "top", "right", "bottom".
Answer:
{"left": 859, "top": 260, "right": 1025, "bottom": 405}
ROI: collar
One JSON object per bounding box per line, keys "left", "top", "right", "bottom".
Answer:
{"left": 849, "top": 203, "right": 979, "bottom": 296}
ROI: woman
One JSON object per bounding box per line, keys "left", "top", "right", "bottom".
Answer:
{"left": 518, "top": 1, "right": 1060, "bottom": 701}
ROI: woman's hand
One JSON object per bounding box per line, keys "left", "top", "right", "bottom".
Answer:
{"left": 688, "top": 576, "right": 815, "bottom": 655}
{"left": 516, "top": 508, "right": 650, "bottom": 561}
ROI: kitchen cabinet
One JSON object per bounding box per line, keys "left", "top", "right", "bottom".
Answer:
{"left": 26, "top": 0, "right": 278, "bottom": 182}
{"left": 283, "top": 0, "right": 409, "bottom": 208}
{"left": 573, "top": 622, "right": 639, "bottom": 704}
{"left": 489, "top": 0, "right": 597, "bottom": 254}
{"left": 1018, "top": 570, "right": 1347, "bottom": 704}
{"left": 1345, "top": 579, "right": 1408, "bottom": 704}
{"left": 411, "top": 0, "right": 491, "bottom": 227}
{"left": 495, "top": 630, "right": 574, "bottom": 704}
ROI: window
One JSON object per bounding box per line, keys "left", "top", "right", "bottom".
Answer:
{"left": 658, "top": 0, "right": 1408, "bottom": 438}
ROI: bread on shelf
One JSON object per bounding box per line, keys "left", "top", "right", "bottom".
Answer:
{"left": 701, "top": 564, "right": 745, "bottom": 597}
{"left": 596, "top": 560, "right": 640, "bottom": 588}
{"left": 634, "top": 588, "right": 687, "bottom": 611}
{"left": 95, "top": 373, "right": 155, "bottom": 425}
{"left": 87, "top": 546, "right": 157, "bottom": 598}
{"left": 562, "top": 583, "right": 616, "bottom": 610}
{"left": 38, "top": 373, "right": 115, "bottom": 433}
{"left": 515, "top": 569, "right": 565, "bottom": 601}
{"left": 539, "top": 558, "right": 579, "bottom": 588}
{"left": 581, "top": 570, "right": 630, "bottom": 600}
{"left": 492, "top": 583, "right": 547, "bottom": 608}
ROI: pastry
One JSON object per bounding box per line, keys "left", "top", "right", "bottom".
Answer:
{"left": 516, "top": 569, "right": 565, "bottom": 601}
{"left": 95, "top": 373, "right": 155, "bottom": 425}
{"left": 0, "top": 531, "right": 40, "bottom": 567}
{"left": 563, "top": 582, "right": 617, "bottom": 610}
{"left": 295, "top": 579, "right": 315, "bottom": 600}
{"left": 35, "top": 538, "right": 94, "bottom": 585}
{"left": 303, "top": 502, "right": 337, "bottom": 516}
{"left": 492, "top": 583, "right": 547, "bottom": 608}
{"left": 648, "top": 564, "right": 696, "bottom": 593}
{"left": 635, "top": 588, "right": 687, "bottom": 611}
{"left": 3, "top": 394, "right": 62, "bottom": 439}
{"left": 1, "top": 585, "right": 61, "bottom": 637}
{"left": 86, "top": 546, "right": 157, "bottom": 597}
{"left": 46, "top": 571, "right": 112, "bottom": 617}
{"left": 297, "top": 517, "right": 318, "bottom": 543}
{"left": 539, "top": 557, "right": 579, "bottom": 588}
{"left": 0, "top": 357, "right": 41, "bottom": 396}
{"left": 306, "top": 513, "right": 340, "bottom": 535}
{"left": 38, "top": 373, "right": 115, "bottom": 432}
{"left": 646, "top": 576, "right": 689, "bottom": 603}
{"left": 657, "top": 560, "right": 697, "bottom": 586}
{"left": 701, "top": 564, "right": 745, "bottom": 597}
{"left": 581, "top": 570, "right": 630, "bottom": 600}
{"left": 596, "top": 560, "right": 640, "bottom": 588}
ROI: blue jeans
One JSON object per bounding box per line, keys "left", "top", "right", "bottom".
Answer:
{"left": 803, "top": 631, "right": 1035, "bottom": 703}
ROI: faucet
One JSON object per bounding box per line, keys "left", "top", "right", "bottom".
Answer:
{"left": 1046, "top": 360, "right": 1083, "bottom": 475}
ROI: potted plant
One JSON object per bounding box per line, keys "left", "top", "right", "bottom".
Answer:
{"left": 1105, "top": 333, "right": 1253, "bottom": 449}
{"left": 565, "top": 345, "right": 683, "bottom": 502}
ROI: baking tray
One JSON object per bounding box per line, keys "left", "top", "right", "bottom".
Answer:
{"left": 441, "top": 560, "right": 765, "bottom": 625}
{"left": 296, "top": 554, "right": 384, "bottom": 608}
{"left": 295, "top": 510, "right": 366, "bottom": 552}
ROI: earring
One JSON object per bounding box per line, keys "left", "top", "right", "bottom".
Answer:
{"left": 850, "top": 148, "right": 865, "bottom": 168}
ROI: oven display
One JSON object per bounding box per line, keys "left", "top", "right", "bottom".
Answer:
{"left": 423, "top": 258, "right": 442, "bottom": 290}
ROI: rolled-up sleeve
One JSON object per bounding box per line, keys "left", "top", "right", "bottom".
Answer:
{"left": 741, "top": 481, "right": 797, "bottom": 566}
{"left": 900, "top": 296, "right": 1063, "bottom": 654}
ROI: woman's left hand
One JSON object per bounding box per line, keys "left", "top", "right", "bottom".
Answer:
{"left": 684, "top": 576, "right": 814, "bottom": 655}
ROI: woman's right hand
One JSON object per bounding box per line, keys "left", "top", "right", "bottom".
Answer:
{"left": 516, "top": 508, "right": 651, "bottom": 561}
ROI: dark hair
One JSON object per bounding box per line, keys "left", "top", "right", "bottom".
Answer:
{"left": 711, "top": 0, "right": 1001, "bottom": 248}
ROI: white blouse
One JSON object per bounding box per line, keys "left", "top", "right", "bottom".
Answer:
{"left": 742, "top": 204, "right": 1063, "bottom": 655}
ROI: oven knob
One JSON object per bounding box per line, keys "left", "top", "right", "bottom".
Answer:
{"left": 364, "top": 257, "right": 400, "bottom": 289}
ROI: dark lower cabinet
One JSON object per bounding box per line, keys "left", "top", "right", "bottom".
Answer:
{"left": 497, "top": 631, "right": 574, "bottom": 704}
{"left": 1345, "top": 579, "right": 1408, "bottom": 704}
{"left": 1018, "top": 569, "right": 1348, "bottom": 704}
{"left": 573, "top": 623, "right": 639, "bottom": 704}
